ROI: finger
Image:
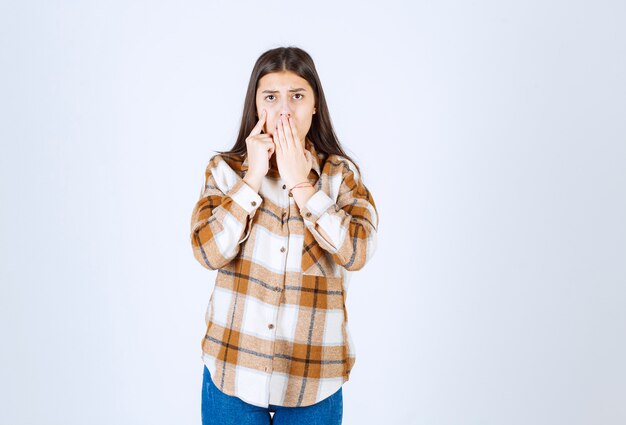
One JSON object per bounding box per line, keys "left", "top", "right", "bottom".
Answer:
{"left": 249, "top": 109, "right": 267, "bottom": 137}
{"left": 280, "top": 115, "right": 294, "bottom": 150}
{"left": 251, "top": 134, "right": 273, "bottom": 141}
{"left": 248, "top": 135, "right": 273, "bottom": 147}
{"left": 275, "top": 120, "right": 286, "bottom": 152}
{"left": 284, "top": 115, "right": 298, "bottom": 152}
{"left": 288, "top": 116, "right": 303, "bottom": 150}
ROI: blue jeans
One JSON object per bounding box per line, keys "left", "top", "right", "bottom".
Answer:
{"left": 201, "top": 365, "right": 343, "bottom": 425}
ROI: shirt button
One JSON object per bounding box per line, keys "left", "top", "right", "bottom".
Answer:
{"left": 305, "top": 212, "right": 311, "bottom": 217}
{"left": 282, "top": 184, "right": 286, "bottom": 189}
{"left": 268, "top": 324, "right": 274, "bottom": 329}
{"left": 251, "top": 201, "right": 257, "bottom": 206}
{"left": 288, "top": 192, "right": 293, "bottom": 197}
{"left": 280, "top": 247, "right": 285, "bottom": 253}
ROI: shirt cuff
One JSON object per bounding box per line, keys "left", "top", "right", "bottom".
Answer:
{"left": 229, "top": 178, "right": 263, "bottom": 215}
{"left": 299, "top": 189, "right": 337, "bottom": 223}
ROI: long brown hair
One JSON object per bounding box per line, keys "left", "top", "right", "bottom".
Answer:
{"left": 214, "top": 46, "right": 363, "bottom": 178}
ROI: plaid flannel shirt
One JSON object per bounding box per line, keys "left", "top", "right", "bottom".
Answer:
{"left": 190, "top": 141, "right": 379, "bottom": 408}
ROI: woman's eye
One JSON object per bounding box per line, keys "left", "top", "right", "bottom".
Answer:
{"left": 264, "top": 94, "right": 303, "bottom": 101}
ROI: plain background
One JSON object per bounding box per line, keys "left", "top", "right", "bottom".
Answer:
{"left": 1, "top": 1, "right": 625, "bottom": 424}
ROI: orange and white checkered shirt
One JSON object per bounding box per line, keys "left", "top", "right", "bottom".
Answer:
{"left": 190, "top": 141, "right": 379, "bottom": 408}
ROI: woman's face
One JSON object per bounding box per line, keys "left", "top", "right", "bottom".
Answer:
{"left": 255, "top": 71, "right": 317, "bottom": 141}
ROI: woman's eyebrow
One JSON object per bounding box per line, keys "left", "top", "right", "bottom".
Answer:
{"left": 261, "top": 88, "right": 307, "bottom": 94}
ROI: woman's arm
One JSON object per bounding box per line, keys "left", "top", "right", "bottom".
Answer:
{"left": 190, "top": 155, "right": 263, "bottom": 270}
{"left": 296, "top": 158, "right": 379, "bottom": 271}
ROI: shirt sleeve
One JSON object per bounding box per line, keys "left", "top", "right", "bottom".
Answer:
{"left": 298, "top": 158, "right": 379, "bottom": 271}
{"left": 190, "top": 155, "right": 262, "bottom": 270}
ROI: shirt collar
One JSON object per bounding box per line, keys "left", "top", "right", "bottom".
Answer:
{"left": 241, "top": 138, "right": 322, "bottom": 177}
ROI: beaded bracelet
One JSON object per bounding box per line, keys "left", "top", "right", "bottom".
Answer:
{"left": 288, "top": 181, "right": 313, "bottom": 194}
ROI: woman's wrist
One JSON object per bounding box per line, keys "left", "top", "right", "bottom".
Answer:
{"left": 287, "top": 179, "right": 311, "bottom": 192}
{"left": 243, "top": 172, "right": 263, "bottom": 193}
{"left": 290, "top": 182, "right": 316, "bottom": 209}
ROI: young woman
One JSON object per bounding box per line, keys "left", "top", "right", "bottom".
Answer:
{"left": 190, "top": 46, "right": 379, "bottom": 425}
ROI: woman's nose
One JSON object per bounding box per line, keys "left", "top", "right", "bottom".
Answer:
{"left": 278, "top": 102, "right": 292, "bottom": 118}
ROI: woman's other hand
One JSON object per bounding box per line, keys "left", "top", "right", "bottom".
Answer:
{"left": 243, "top": 109, "right": 274, "bottom": 191}
{"left": 273, "top": 114, "right": 313, "bottom": 190}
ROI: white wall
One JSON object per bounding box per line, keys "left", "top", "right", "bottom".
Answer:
{"left": 1, "top": 1, "right": 625, "bottom": 424}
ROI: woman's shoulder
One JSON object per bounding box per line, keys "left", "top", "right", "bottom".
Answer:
{"left": 206, "top": 152, "right": 246, "bottom": 173}
{"left": 323, "top": 153, "right": 361, "bottom": 181}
